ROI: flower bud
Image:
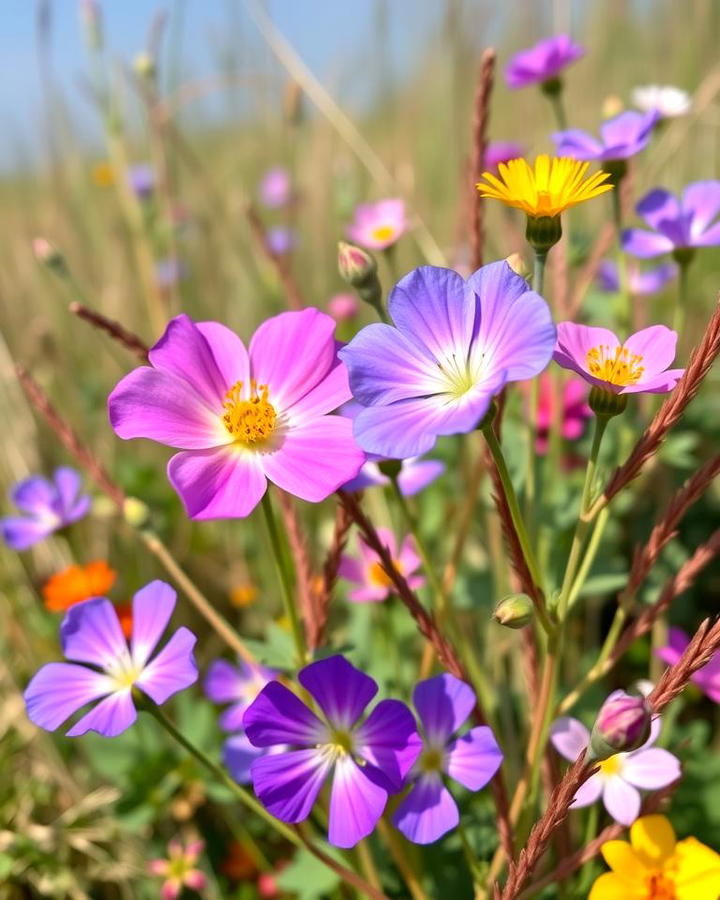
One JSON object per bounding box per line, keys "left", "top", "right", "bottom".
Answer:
{"left": 123, "top": 496, "right": 151, "bottom": 529}
{"left": 493, "top": 593, "right": 534, "bottom": 629}
{"left": 588, "top": 386, "right": 628, "bottom": 419}
{"left": 525, "top": 215, "right": 562, "bottom": 255}
{"left": 588, "top": 690, "right": 652, "bottom": 760}
{"left": 32, "top": 238, "right": 65, "bottom": 271}
{"left": 338, "top": 241, "right": 377, "bottom": 287}
{"left": 133, "top": 51, "right": 156, "bottom": 82}
{"left": 328, "top": 293, "right": 359, "bottom": 322}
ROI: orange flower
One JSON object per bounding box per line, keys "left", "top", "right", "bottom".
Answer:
{"left": 42, "top": 561, "right": 116, "bottom": 613}
{"left": 115, "top": 603, "right": 133, "bottom": 638}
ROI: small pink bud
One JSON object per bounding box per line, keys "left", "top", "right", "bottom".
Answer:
{"left": 589, "top": 690, "right": 651, "bottom": 759}
{"left": 328, "top": 293, "right": 359, "bottom": 322}
{"left": 338, "top": 241, "right": 377, "bottom": 287}
{"left": 32, "top": 238, "right": 64, "bottom": 270}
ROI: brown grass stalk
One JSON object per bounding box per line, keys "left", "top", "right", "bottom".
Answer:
{"left": 246, "top": 202, "right": 304, "bottom": 310}
{"left": 69, "top": 302, "right": 150, "bottom": 361}
{"left": 650, "top": 617, "right": 720, "bottom": 710}
{"left": 312, "top": 499, "right": 354, "bottom": 650}
{"left": 275, "top": 489, "right": 316, "bottom": 649}
{"left": 468, "top": 48, "right": 496, "bottom": 271}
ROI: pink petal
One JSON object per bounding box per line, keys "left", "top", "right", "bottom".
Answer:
{"left": 621, "top": 748, "right": 681, "bottom": 789}
{"left": 553, "top": 323, "right": 620, "bottom": 378}
{"left": 445, "top": 725, "right": 503, "bottom": 790}
{"left": 168, "top": 447, "right": 267, "bottom": 519}
{"left": 571, "top": 773, "right": 603, "bottom": 808}
{"left": 550, "top": 716, "right": 590, "bottom": 762}
{"left": 286, "top": 355, "right": 353, "bottom": 419}
{"left": 623, "top": 326, "right": 679, "bottom": 379}
{"left": 195, "top": 321, "right": 250, "bottom": 389}
{"left": 603, "top": 775, "right": 641, "bottom": 825}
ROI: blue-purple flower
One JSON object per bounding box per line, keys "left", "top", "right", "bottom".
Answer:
{"left": 243, "top": 655, "right": 421, "bottom": 848}
{"left": 553, "top": 110, "right": 659, "bottom": 162}
{"left": 505, "top": 35, "right": 584, "bottom": 90}
{"left": 393, "top": 674, "right": 503, "bottom": 844}
{"left": 223, "top": 732, "right": 286, "bottom": 785}
{"left": 24, "top": 580, "right": 198, "bottom": 738}
{"left": 622, "top": 182, "right": 720, "bottom": 257}
{"left": 1, "top": 467, "right": 90, "bottom": 551}
{"left": 154, "top": 257, "right": 187, "bottom": 289}
{"left": 127, "top": 163, "right": 155, "bottom": 199}
{"left": 596, "top": 259, "right": 677, "bottom": 296}
{"left": 205, "top": 658, "right": 277, "bottom": 732}
{"left": 266, "top": 226, "right": 297, "bottom": 256}
{"left": 338, "top": 261, "right": 556, "bottom": 459}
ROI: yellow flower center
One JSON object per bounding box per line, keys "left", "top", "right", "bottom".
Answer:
{"left": 586, "top": 345, "right": 645, "bottom": 387}
{"left": 222, "top": 380, "right": 277, "bottom": 445}
{"left": 598, "top": 755, "right": 622, "bottom": 776}
{"left": 330, "top": 729, "right": 355, "bottom": 756}
{"left": 368, "top": 560, "right": 398, "bottom": 588}
{"left": 371, "top": 224, "right": 395, "bottom": 243}
{"left": 419, "top": 747, "right": 444, "bottom": 773}
{"left": 438, "top": 355, "right": 475, "bottom": 399}
{"left": 646, "top": 872, "right": 676, "bottom": 899}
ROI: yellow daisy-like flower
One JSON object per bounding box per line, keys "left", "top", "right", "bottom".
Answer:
{"left": 91, "top": 161, "right": 115, "bottom": 187}
{"left": 477, "top": 155, "right": 612, "bottom": 218}
{"left": 590, "top": 815, "right": 720, "bottom": 900}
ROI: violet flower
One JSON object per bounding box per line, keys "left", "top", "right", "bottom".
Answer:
{"left": 346, "top": 198, "right": 406, "bottom": 251}
{"left": 596, "top": 259, "right": 677, "bottom": 295}
{"left": 243, "top": 655, "right": 421, "bottom": 848}
{"left": 505, "top": 35, "right": 584, "bottom": 90}
{"left": 344, "top": 456, "right": 445, "bottom": 496}
{"left": 127, "top": 163, "right": 155, "bottom": 199}
{"left": 223, "top": 732, "right": 286, "bottom": 785}
{"left": 1, "top": 467, "right": 90, "bottom": 551}
{"left": 622, "top": 182, "right": 720, "bottom": 257}
{"left": 553, "top": 109, "right": 659, "bottom": 162}
{"left": 551, "top": 713, "right": 680, "bottom": 825}
{"left": 339, "top": 261, "right": 556, "bottom": 459}
{"left": 483, "top": 141, "right": 525, "bottom": 173}
{"left": 657, "top": 627, "right": 720, "bottom": 703}
{"left": 266, "top": 226, "right": 297, "bottom": 256}
{"left": 338, "top": 527, "right": 424, "bottom": 603}
{"left": 205, "top": 658, "right": 277, "bottom": 731}
{"left": 259, "top": 167, "right": 292, "bottom": 209}
{"left": 108, "top": 311, "right": 364, "bottom": 518}
{"left": 393, "top": 674, "right": 503, "bottom": 844}
{"left": 24, "top": 580, "right": 198, "bottom": 737}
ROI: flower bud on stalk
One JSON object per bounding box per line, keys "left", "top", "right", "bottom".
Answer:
{"left": 32, "top": 238, "right": 66, "bottom": 274}
{"left": 588, "top": 690, "right": 652, "bottom": 760}
{"left": 338, "top": 241, "right": 384, "bottom": 318}
{"left": 493, "top": 593, "right": 534, "bottom": 629}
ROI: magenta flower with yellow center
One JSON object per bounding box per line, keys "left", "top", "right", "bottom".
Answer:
{"left": 338, "top": 527, "right": 424, "bottom": 603}
{"left": 553, "top": 323, "right": 684, "bottom": 395}
{"left": 108, "top": 311, "right": 364, "bottom": 519}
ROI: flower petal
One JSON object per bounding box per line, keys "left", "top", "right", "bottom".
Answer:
{"left": 24, "top": 662, "right": 114, "bottom": 731}
{"left": 195, "top": 321, "right": 250, "bottom": 389}
{"left": 354, "top": 699, "right": 422, "bottom": 792}
{"left": 223, "top": 733, "right": 266, "bottom": 784}
{"left": 630, "top": 814, "right": 676, "bottom": 868}
{"left": 167, "top": 447, "right": 267, "bottom": 520}
{"left": 298, "top": 656, "right": 377, "bottom": 730}
{"left": 601, "top": 840, "right": 647, "bottom": 879}
{"left": 130, "top": 580, "right": 177, "bottom": 667}
{"left": 603, "top": 775, "right": 641, "bottom": 825}
{"left": 244, "top": 681, "right": 327, "bottom": 747}
{"left": 328, "top": 756, "right": 388, "bottom": 848}
{"left": 553, "top": 323, "right": 620, "bottom": 379}
{"left": 589, "top": 872, "right": 644, "bottom": 900}
{"left": 0, "top": 516, "right": 55, "bottom": 551}
{"left": 621, "top": 748, "right": 681, "bottom": 790}
{"left": 621, "top": 227, "right": 675, "bottom": 258}
{"left": 636, "top": 188, "right": 681, "bottom": 231}
{"left": 12, "top": 475, "right": 54, "bottom": 512}
{"left": 260, "top": 415, "right": 364, "bottom": 502}
{"left": 53, "top": 467, "right": 84, "bottom": 513}
{"left": 550, "top": 716, "right": 590, "bottom": 761}
{"left": 393, "top": 773, "right": 459, "bottom": 844}
{"left": 552, "top": 128, "right": 604, "bottom": 160}
{"left": 620, "top": 368, "right": 684, "bottom": 394}
{"left": 397, "top": 459, "right": 445, "bottom": 495}
{"left": 623, "top": 326, "right": 678, "bottom": 379}
{"left": 445, "top": 725, "right": 503, "bottom": 790}
{"left": 250, "top": 748, "right": 331, "bottom": 823}
{"left": 135, "top": 627, "right": 198, "bottom": 704}
{"left": 682, "top": 180, "right": 720, "bottom": 237}
{"left": 66, "top": 688, "right": 137, "bottom": 737}
{"left": 60, "top": 598, "right": 127, "bottom": 669}
{"left": 287, "top": 354, "right": 353, "bottom": 419}
{"left": 205, "top": 659, "right": 245, "bottom": 704}
{"left": 571, "top": 773, "right": 603, "bottom": 808}
{"left": 413, "top": 674, "right": 476, "bottom": 744}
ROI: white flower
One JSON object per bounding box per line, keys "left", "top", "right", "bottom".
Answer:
{"left": 631, "top": 85, "right": 691, "bottom": 118}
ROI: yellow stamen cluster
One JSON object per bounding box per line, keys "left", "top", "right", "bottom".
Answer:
{"left": 419, "top": 747, "right": 444, "bottom": 774}
{"left": 586, "top": 345, "right": 645, "bottom": 387}
{"left": 371, "top": 224, "right": 396, "bottom": 244}
{"left": 368, "top": 560, "right": 397, "bottom": 588}
{"left": 222, "top": 380, "right": 277, "bottom": 445}
{"left": 646, "top": 873, "right": 676, "bottom": 900}
{"left": 598, "top": 755, "right": 622, "bottom": 777}
{"left": 477, "top": 155, "right": 612, "bottom": 218}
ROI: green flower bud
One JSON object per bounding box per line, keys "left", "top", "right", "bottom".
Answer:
{"left": 123, "top": 497, "right": 151, "bottom": 529}
{"left": 377, "top": 459, "right": 402, "bottom": 480}
{"left": 588, "top": 387, "right": 628, "bottom": 418}
{"left": 493, "top": 593, "right": 534, "bottom": 629}
{"left": 525, "top": 215, "right": 562, "bottom": 255}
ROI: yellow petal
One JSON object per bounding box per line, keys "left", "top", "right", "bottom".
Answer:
{"left": 601, "top": 840, "right": 648, "bottom": 880}
{"left": 675, "top": 836, "right": 720, "bottom": 894}
{"left": 630, "top": 815, "right": 677, "bottom": 868}
{"left": 589, "top": 872, "right": 646, "bottom": 900}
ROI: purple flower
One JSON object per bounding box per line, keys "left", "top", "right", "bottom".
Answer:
{"left": 223, "top": 732, "right": 287, "bottom": 785}
{"left": 657, "top": 627, "right": 720, "bottom": 703}
{"left": 338, "top": 261, "right": 556, "bottom": 459}
{"left": 266, "top": 226, "right": 297, "bottom": 256}
{"left": 553, "top": 110, "right": 659, "bottom": 162}
{"left": 154, "top": 258, "right": 187, "bottom": 289}
{"left": 553, "top": 323, "right": 684, "bottom": 395}
{"left": 483, "top": 141, "right": 525, "bottom": 173}
{"left": 596, "top": 259, "right": 677, "bottom": 295}
{"left": 259, "top": 167, "right": 292, "bottom": 209}
{"left": 243, "top": 655, "right": 421, "bottom": 848}
{"left": 108, "top": 311, "right": 364, "bottom": 519}
{"left": 127, "top": 163, "right": 155, "bottom": 199}
{"left": 622, "top": 182, "right": 720, "bottom": 257}
{"left": 24, "top": 580, "right": 198, "bottom": 738}
{"left": 1, "top": 467, "right": 91, "bottom": 551}
{"left": 344, "top": 456, "right": 444, "bottom": 496}
{"left": 393, "top": 674, "right": 503, "bottom": 844}
{"left": 338, "top": 527, "right": 424, "bottom": 603}
{"left": 505, "top": 35, "right": 584, "bottom": 90}
{"left": 205, "top": 658, "right": 277, "bottom": 732}
{"left": 551, "top": 712, "right": 680, "bottom": 826}
{"left": 346, "top": 199, "right": 406, "bottom": 251}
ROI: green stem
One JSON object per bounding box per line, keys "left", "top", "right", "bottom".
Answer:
{"left": 525, "top": 252, "right": 547, "bottom": 527}
{"left": 612, "top": 186, "right": 631, "bottom": 334}
{"left": 260, "top": 492, "right": 306, "bottom": 666}
{"left": 674, "top": 257, "right": 692, "bottom": 335}
{"left": 548, "top": 91, "right": 568, "bottom": 130}
{"left": 567, "top": 506, "right": 610, "bottom": 611}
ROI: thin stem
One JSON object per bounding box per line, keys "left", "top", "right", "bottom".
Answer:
{"left": 525, "top": 252, "right": 547, "bottom": 525}
{"left": 567, "top": 507, "right": 611, "bottom": 611}
{"left": 260, "top": 492, "right": 307, "bottom": 666}
{"left": 376, "top": 819, "right": 427, "bottom": 900}
{"left": 612, "top": 186, "right": 631, "bottom": 334}
{"left": 674, "top": 257, "right": 691, "bottom": 335}
{"left": 546, "top": 89, "right": 568, "bottom": 129}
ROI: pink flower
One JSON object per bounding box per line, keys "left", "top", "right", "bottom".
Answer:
{"left": 108, "top": 311, "right": 364, "bottom": 519}
{"left": 551, "top": 713, "right": 680, "bottom": 826}
{"left": 149, "top": 838, "right": 206, "bottom": 900}
{"left": 347, "top": 198, "right": 407, "bottom": 251}
{"left": 328, "top": 293, "right": 360, "bottom": 322}
{"left": 553, "top": 323, "right": 685, "bottom": 395}
{"left": 338, "top": 527, "right": 424, "bottom": 603}
{"left": 657, "top": 627, "right": 720, "bottom": 702}
{"left": 534, "top": 373, "right": 591, "bottom": 453}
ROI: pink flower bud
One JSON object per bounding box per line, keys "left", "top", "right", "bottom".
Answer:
{"left": 328, "top": 293, "right": 359, "bottom": 322}
{"left": 589, "top": 690, "right": 651, "bottom": 759}
{"left": 32, "top": 237, "right": 64, "bottom": 270}
{"left": 337, "top": 241, "right": 376, "bottom": 287}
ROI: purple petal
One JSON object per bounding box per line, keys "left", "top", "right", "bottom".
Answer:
{"left": 596, "top": 260, "right": 620, "bottom": 292}
{"left": 148, "top": 314, "right": 228, "bottom": 408}
{"left": 445, "top": 726, "right": 503, "bottom": 790}
{"left": 552, "top": 128, "right": 603, "bottom": 160}
{"left": 354, "top": 699, "right": 422, "bottom": 792}
{"left": 631, "top": 263, "right": 677, "bottom": 295}
{"left": 24, "top": 662, "right": 114, "bottom": 731}
{"left": 219, "top": 703, "right": 249, "bottom": 732}
{"left": 167, "top": 447, "right": 267, "bottom": 520}
{"left": 195, "top": 321, "right": 250, "bottom": 389}
{"left": 52, "top": 467, "right": 84, "bottom": 514}
{"left": 598, "top": 110, "right": 658, "bottom": 158}
{"left": 60, "top": 598, "right": 127, "bottom": 669}
{"left": 622, "top": 228, "right": 675, "bottom": 258}
{"left": 108, "top": 366, "right": 225, "bottom": 449}
{"left": 223, "top": 733, "right": 266, "bottom": 784}
{"left": 298, "top": 656, "right": 377, "bottom": 730}
{"left": 603, "top": 776, "right": 641, "bottom": 825}
{"left": 205, "top": 659, "right": 246, "bottom": 704}
{"left": 571, "top": 773, "right": 603, "bottom": 808}
{"left": 66, "top": 688, "right": 137, "bottom": 737}
{"left": 550, "top": 716, "right": 590, "bottom": 761}
{"left": 130, "top": 580, "right": 177, "bottom": 667}
{"left": 134, "top": 627, "right": 198, "bottom": 704}
{"left": 691, "top": 220, "right": 720, "bottom": 247}
{"left": 393, "top": 773, "right": 459, "bottom": 844}
{"left": 413, "top": 674, "right": 476, "bottom": 744}
{"left": 1, "top": 516, "right": 55, "bottom": 550}
{"left": 636, "top": 188, "right": 681, "bottom": 231}
{"left": 623, "top": 326, "right": 678, "bottom": 380}
{"left": 260, "top": 416, "right": 364, "bottom": 502}
{"left": 250, "top": 748, "right": 331, "bottom": 823}
{"left": 621, "top": 748, "right": 681, "bottom": 789}
{"left": 244, "top": 681, "right": 327, "bottom": 747}
{"left": 328, "top": 756, "right": 388, "bottom": 847}
{"left": 467, "top": 261, "right": 556, "bottom": 381}
{"left": 11, "top": 475, "right": 54, "bottom": 513}
{"left": 682, "top": 180, "right": 720, "bottom": 237}
{"left": 397, "top": 458, "right": 444, "bottom": 495}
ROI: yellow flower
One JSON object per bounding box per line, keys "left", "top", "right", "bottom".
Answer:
{"left": 590, "top": 815, "right": 720, "bottom": 900}
{"left": 230, "top": 583, "right": 258, "bottom": 608}
{"left": 476, "top": 155, "right": 612, "bottom": 218}
{"left": 91, "top": 161, "right": 115, "bottom": 187}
